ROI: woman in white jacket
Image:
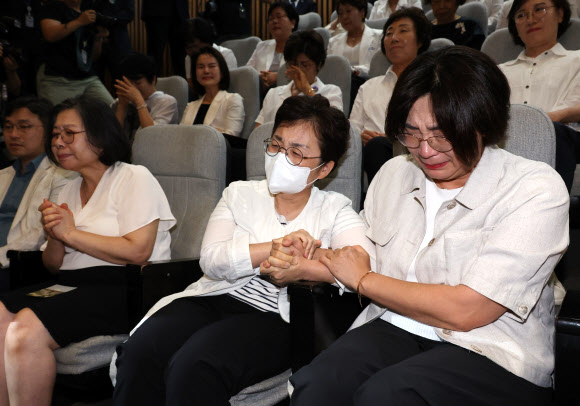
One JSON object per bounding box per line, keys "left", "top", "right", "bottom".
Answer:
{"left": 181, "top": 46, "right": 245, "bottom": 139}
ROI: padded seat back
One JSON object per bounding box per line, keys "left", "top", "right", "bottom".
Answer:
{"left": 229, "top": 67, "right": 261, "bottom": 139}
{"left": 133, "top": 124, "right": 228, "bottom": 259}
{"left": 220, "top": 36, "right": 262, "bottom": 66}
{"left": 156, "top": 76, "right": 189, "bottom": 122}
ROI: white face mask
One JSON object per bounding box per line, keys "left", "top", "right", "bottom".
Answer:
{"left": 264, "top": 152, "right": 325, "bottom": 194}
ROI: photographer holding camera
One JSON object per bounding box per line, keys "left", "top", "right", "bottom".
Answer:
{"left": 37, "top": 0, "right": 113, "bottom": 105}
{"left": 0, "top": 42, "right": 21, "bottom": 100}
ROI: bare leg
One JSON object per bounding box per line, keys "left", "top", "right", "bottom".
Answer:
{"left": 0, "top": 303, "right": 15, "bottom": 406}
{"left": 4, "top": 308, "right": 59, "bottom": 406}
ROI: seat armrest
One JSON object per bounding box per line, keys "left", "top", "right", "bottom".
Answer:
{"left": 557, "top": 289, "right": 580, "bottom": 335}
{"left": 126, "top": 259, "right": 203, "bottom": 325}
{"left": 288, "top": 281, "right": 368, "bottom": 372}
{"left": 555, "top": 289, "right": 580, "bottom": 405}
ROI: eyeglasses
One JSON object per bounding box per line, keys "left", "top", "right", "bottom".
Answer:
{"left": 514, "top": 5, "right": 556, "bottom": 25}
{"left": 396, "top": 133, "right": 453, "bottom": 152}
{"left": 52, "top": 128, "right": 86, "bottom": 144}
{"left": 264, "top": 138, "right": 322, "bottom": 166}
{"left": 3, "top": 123, "right": 43, "bottom": 134}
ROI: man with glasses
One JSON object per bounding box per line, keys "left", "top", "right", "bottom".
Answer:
{"left": 0, "top": 97, "right": 74, "bottom": 276}
{"left": 499, "top": 0, "right": 580, "bottom": 191}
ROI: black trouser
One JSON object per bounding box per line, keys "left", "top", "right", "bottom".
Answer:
{"left": 290, "top": 319, "right": 553, "bottom": 406}
{"left": 113, "top": 294, "right": 291, "bottom": 406}
{"left": 143, "top": 17, "right": 186, "bottom": 77}
{"left": 554, "top": 121, "right": 580, "bottom": 193}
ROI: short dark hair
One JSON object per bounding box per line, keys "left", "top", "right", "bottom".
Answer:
{"left": 381, "top": 7, "right": 432, "bottom": 56}
{"left": 190, "top": 46, "right": 230, "bottom": 96}
{"left": 268, "top": 2, "right": 300, "bottom": 32}
{"left": 119, "top": 53, "right": 156, "bottom": 83}
{"left": 508, "top": 0, "right": 571, "bottom": 46}
{"left": 273, "top": 95, "right": 350, "bottom": 169}
{"left": 424, "top": 0, "right": 466, "bottom": 6}
{"left": 5, "top": 96, "right": 53, "bottom": 140}
{"left": 385, "top": 46, "right": 510, "bottom": 168}
{"left": 47, "top": 96, "right": 131, "bottom": 166}
{"left": 185, "top": 17, "right": 215, "bottom": 46}
{"left": 284, "top": 30, "right": 327, "bottom": 71}
{"left": 336, "top": 0, "right": 368, "bottom": 20}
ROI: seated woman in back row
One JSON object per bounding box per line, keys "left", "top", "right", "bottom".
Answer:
{"left": 0, "top": 95, "right": 175, "bottom": 405}
{"left": 427, "top": 0, "right": 486, "bottom": 50}
{"left": 350, "top": 7, "right": 432, "bottom": 183}
{"left": 181, "top": 46, "right": 245, "bottom": 140}
{"left": 255, "top": 30, "right": 343, "bottom": 127}
{"left": 112, "top": 95, "right": 375, "bottom": 405}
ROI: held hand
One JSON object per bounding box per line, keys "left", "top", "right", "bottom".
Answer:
{"left": 319, "top": 245, "right": 371, "bottom": 290}
{"left": 259, "top": 71, "right": 278, "bottom": 87}
{"left": 78, "top": 10, "right": 97, "bottom": 26}
{"left": 41, "top": 200, "right": 76, "bottom": 243}
{"left": 260, "top": 256, "right": 304, "bottom": 286}
{"left": 114, "top": 76, "right": 145, "bottom": 106}
{"left": 360, "top": 130, "right": 385, "bottom": 146}
{"left": 282, "top": 229, "right": 321, "bottom": 259}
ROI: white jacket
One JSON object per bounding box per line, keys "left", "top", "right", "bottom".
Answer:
{"left": 180, "top": 90, "right": 245, "bottom": 137}
{"left": 0, "top": 157, "right": 76, "bottom": 267}
{"left": 246, "top": 39, "right": 286, "bottom": 73}
{"left": 328, "top": 25, "right": 382, "bottom": 77}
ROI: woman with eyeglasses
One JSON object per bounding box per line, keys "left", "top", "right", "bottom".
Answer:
{"left": 499, "top": 0, "right": 580, "bottom": 191}
{"left": 255, "top": 30, "right": 343, "bottom": 127}
{"left": 0, "top": 95, "right": 175, "bottom": 405}
{"left": 112, "top": 95, "right": 375, "bottom": 404}
{"left": 247, "top": 2, "right": 299, "bottom": 90}
{"left": 290, "top": 46, "right": 568, "bottom": 406}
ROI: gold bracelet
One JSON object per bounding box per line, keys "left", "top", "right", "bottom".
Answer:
{"left": 136, "top": 104, "right": 147, "bottom": 110}
{"left": 357, "top": 270, "right": 373, "bottom": 307}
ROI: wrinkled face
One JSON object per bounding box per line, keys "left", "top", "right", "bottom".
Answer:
{"left": 514, "top": 0, "right": 563, "bottom": 51}
{"left": 384, "top": 17, "right": 421, "bottom": 69}
{"left": 337, "top": 4, "right": 365, "bottom": 32}
{"left": 431, "top": 0, "right": 459, "bottom": 23}
{"left": 268, "top": 7, "right": 295, "bottom": 41}
{"left": 406, "top": 95, "right": 477, "bottom": 189}
{"left": 4, "top": 107, "right": 45, "bottom": 165}
{"left": 51, "top": 109, "right": 102, "bottom": 173}
{"left": 195, "top": 53, "right": 221, "bottom": 90}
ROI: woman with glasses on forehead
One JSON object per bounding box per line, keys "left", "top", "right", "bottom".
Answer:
{"left": 499, "top": 0, "right": 580, "bottom": 192}
{"left": 112, "top": 95, "right": 375, "bottom": 404}
{"left": 255, "top": 30, "right": 343, "bottom": 127}
{"left": 290, "top": 46, "right": 568, "bottom": 406}
{"left": 0, "top": 95, "right": 175, "bottom": 405}
{"left": 247, "top": 2, "right": 299, "bottom": 90}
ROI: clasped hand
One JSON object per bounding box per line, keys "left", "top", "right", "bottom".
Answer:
{"left": 260, "top": 230, "right": 321, "bottom": 286}
{"left": 39, "top": 198, "right": 76, "bottom": 243}
{"left": 319, "top": 245, "right": 371, "bottom": 290}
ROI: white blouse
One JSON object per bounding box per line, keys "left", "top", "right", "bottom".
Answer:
{"left": 57, "top": 162, "right": 175, "bottom": 270}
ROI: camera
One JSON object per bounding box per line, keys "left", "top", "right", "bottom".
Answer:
{"left": 83, "top": 0, "right": 120, "bottom": 29}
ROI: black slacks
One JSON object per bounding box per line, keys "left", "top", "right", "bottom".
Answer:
{"left": 113, "top": 294, "right": 291, "bottom": 406}
{"left": 554, "top": 121, "right": 580, "bottom": 193}
{"left": 363, "top": 136, "right": 393, "bottom": 184}
{"left": 290, "top": 319, "right": 552, "bottom": 406}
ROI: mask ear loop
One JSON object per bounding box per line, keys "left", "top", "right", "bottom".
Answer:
{"left": 305, "top": 161, "right": 326, "bottom": 188}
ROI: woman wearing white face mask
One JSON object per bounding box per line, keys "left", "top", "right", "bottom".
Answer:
{"left": 112, "top": 95, "right": 376, "bottom": 405}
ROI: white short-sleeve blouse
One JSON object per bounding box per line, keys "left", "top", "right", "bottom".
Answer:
{"left": 57, "top": 162, "right": 176, "bottom": 270}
